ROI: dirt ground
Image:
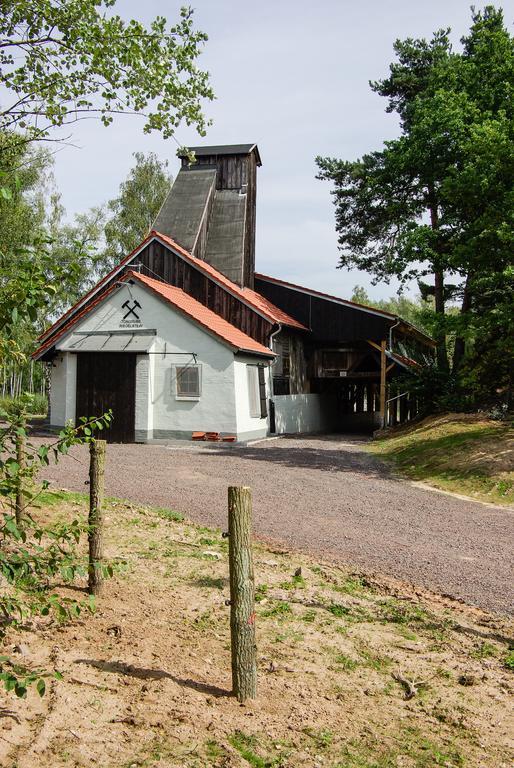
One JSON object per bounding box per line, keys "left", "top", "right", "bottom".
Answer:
{"left": 2, "top": 497, "right": 513, "bottom": 768}
{"left": 33, "top": 434, "right": 514, "bottom": 614}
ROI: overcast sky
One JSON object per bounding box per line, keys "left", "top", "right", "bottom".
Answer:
{"left": 50, "top": 0, "right": 511, "bottom": 300}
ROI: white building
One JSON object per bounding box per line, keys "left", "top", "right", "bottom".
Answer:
{"left": 34, "top": 144, "right": 433, "bottom": 442}
{"left": 42, "top": 270, "right": 276, "bottom": 443}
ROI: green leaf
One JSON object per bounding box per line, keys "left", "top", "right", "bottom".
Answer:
{"left": 36, "top": 678, "right": 46, "bottom": 696}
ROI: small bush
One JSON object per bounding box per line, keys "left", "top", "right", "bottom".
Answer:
{"left": 0, "top": 393, "right": 48, "bottom": 416}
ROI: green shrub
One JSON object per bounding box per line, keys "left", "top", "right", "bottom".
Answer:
{"left": 0, "top": 393, "right": 48, "bottom": 416}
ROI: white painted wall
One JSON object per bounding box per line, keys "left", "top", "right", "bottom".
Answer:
{"left": 150, "top": 317, "right": 237, "bottom": 438}
{"left": 135, "top": 354, "right": 153, "bottom": 438}
{"left": 234, "top": 357, "right": 269, "bottom": 440}
{"left": 57, "top": 281, "right": 241, "bottom": 439}
{"left": 273, "top": 393, "right": 336, "bottom": 435}
{"left": 49, "top": 352, "right": 76, "bottom": 426}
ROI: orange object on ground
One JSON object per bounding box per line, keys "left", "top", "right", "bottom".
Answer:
{"left": 222, "top": 435, "right": 237, "bottom": 442}
{"left": 206, "top": 432, "right": 221, "bottom": 441}
{"left": 192, "top": 432, "right": 206, "bottom": 441}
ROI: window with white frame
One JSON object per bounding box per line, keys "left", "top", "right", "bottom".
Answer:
{"left": 247, "top": 364, "right": 267, "bottom": 418}
{"left": 175, "top": 364, "right": 201, "bottom": 399}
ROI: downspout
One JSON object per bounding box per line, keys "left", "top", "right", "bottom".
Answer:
{"left": 268, "top": 324, "right": 282, "bottom": 433}
{"left": 388, "top": 317, "right": 401, "bottom": 353}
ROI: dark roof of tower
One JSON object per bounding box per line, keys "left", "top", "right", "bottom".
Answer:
{"left": 152, "top": 168, "right": 216, "bottom": 253}
{"left": 204, "top": 190, "right": 247, "bottom": 285}
{"left": 178, "top": 143, "right": 262, "bottom": 166}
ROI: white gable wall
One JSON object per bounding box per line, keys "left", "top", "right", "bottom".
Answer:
{"left": 50, "top": 281, "right": 271, "bottom": 441}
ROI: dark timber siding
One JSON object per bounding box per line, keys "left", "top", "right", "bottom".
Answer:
{"left": 244, "top": 155, "right": 257, "bottom": 288}
{"left": 254, "top": 277, "right": 392, "bottom": 342}
{"left": 137, "top": 241, "right": 271, "bottom": 344}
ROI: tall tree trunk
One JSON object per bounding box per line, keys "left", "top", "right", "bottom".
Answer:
{"left": 452, "top": 275, "right": 472, "bottom": 374}
{"left": 433, "top": 268, "right": 448, "bottom": 370}
{"left": 429, "top": 194, "right": 449, "bottom": 372}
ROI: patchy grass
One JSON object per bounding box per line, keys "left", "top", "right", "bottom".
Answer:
{"left": 228, "top": 730, "right": 290, "bottom": 767}
{"left": 2, "top": 493, "right": 512, "bottom": 768}
{"left": 35, "top": 488, "right": 89, "bottom": 506}
{"left": 368, "top": 413, "right": 513, "bottom": 505}
{"left": 153, "top": 507, "right": 184, "bottom": 522}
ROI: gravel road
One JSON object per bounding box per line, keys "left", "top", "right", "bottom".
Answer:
{"left": 34, "top": 434, "right": 513, "bottom": 614}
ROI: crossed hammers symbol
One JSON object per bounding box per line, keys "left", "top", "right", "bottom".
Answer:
{"left": 122, "top": 299, "right": 141, "bottom": 320}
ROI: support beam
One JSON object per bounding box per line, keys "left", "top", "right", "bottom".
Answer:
{"left": 380, "top": 340, "right": 387, "bottom": 428}
{"left": 367, "top": 339, "right": 382, "bottom": 352}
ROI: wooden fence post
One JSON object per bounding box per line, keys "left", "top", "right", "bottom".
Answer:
{"left": 88, "top": 439, "right": 106, "bottom": 596}
{"left": 15, "top": 433, "right": 25, "bottom": 525}
{"left": 228, "top": 486, "right": 257, "bottom": 702}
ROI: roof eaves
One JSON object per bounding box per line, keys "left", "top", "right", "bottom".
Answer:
{"left": 180, "top": 144, "right": 262, "bottom": 166}
{"left": 255, "top": 272, "right": 435, "bottom": 344}
{"left": 254, "top": 272, "right": 396, "bottom": 321}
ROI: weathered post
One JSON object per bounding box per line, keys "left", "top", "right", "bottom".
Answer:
{"left": 15, "top": 432, "right": 25, "bottom": 525}
{"left": 380, "top": 339, "right": 387, "bottom": 428}
{"left": 228, "top": 486, "right": 257, "bottom": 702}
{"left": 88, "top": 439, "right": 106, "bottom": 596}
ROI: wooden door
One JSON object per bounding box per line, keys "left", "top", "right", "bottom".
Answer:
{"left": 76, "top": 353, "right": 136, "bottom": 443}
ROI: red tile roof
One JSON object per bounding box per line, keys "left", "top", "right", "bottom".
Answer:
{"left": 33, "top": 270, "right": 275, "bottom": 360}
{"left": 388, "top": 351, "right": 421, "bottom": 369}
{"left": 129, "top": 272, "right": 274, "bottom": 356}
{"left": 240, "top": 287, "right": 306, "bottom": 329}
{"left": 154, "top": 232, "right": 306, "bottom": 330}
{"left": 38, "top": 231, "right": 305, "bottom": 347}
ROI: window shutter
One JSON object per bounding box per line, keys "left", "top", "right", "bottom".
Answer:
{"left": 258, "top": 366, "right": 267, "bottom": 418}
{"left": 247, "top": 365, "right": 260, "bottom": 417}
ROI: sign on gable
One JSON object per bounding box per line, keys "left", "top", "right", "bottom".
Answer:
{"left": 120, "top": 298, "right": 143, "bottom": 329}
